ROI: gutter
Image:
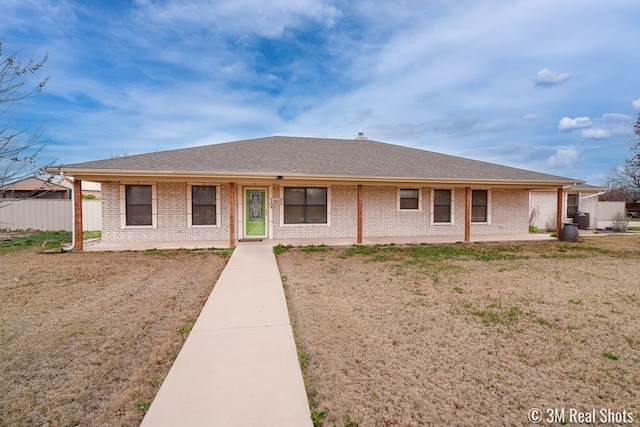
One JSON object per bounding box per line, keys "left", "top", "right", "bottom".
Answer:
{"left": 580, "top": 190, "right": 607, "bottom": 200}
{"left": 47, "top": 168, "right": 583, "bottom": 188}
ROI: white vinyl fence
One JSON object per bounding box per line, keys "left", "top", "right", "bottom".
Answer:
{"left": 0, "top": 199, "right": 101, "bottom": 231}
{"left": 597, "top": 201, "right": 626, "bottom": 221}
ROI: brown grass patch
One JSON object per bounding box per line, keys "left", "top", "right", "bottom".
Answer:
{"left": 278, "top": 236, "right": 640, "bottom": 426}
{"left": 0, "top": 247, "right": 227, "bottom": 426}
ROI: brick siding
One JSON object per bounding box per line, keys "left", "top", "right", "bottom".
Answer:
{"left": 101, "top": 181, "right": 229, "bottom": 243}
{"left": 101, "top": 181, "right": 530, "bottom": 243}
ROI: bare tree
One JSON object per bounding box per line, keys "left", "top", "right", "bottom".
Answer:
{"left": 1, "top": 39, "right": 53, "bottom": 204}
{"left": 609, "top": 114, "right": 640, "bottom": 201}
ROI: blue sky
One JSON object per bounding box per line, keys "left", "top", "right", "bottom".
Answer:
{"left": 4, "top": 0, "right": 640, "bottom": 185}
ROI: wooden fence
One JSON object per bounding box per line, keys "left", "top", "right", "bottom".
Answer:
{"left": 0, "top": 199, "right": 101, "bottom": 231}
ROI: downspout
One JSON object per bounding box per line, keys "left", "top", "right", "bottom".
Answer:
{"left": 59, "top": 170, "right": 75, "bottom": 251}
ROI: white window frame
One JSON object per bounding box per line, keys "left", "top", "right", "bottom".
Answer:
{"left": 120, "top": 182, "right": 157, "bottom": 229}
{"left": 430, "top": 188, "right": 455, "bottom": 225}
{"left": 187, "top": 183, "right": 221, "bottom": 228}
{"left": 471, "top": 189, "right": 492, "bottom": 225}
{"left": 397, "top": 187, "right": 422, "bottom": 212}
{"left": 280, "top": 185, "right": 332, "bottom": 227}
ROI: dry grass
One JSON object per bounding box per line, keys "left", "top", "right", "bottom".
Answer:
{"left": 0, "top": 246, "right": 227, "bottom": 426}
{"left": 278, "top": 236, "right": 640, "bottom": 427}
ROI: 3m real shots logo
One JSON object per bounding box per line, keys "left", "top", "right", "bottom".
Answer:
{"left": 528, "top": 407, "right": 634, "bottom": 424}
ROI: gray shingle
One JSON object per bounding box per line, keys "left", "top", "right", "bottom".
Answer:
{"left": 57, "top": 136, "right": 579, "bottom": 184}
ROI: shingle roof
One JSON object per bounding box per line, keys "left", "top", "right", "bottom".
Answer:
{"left": 55, "top": 136, "right": 580, "bottom": 185}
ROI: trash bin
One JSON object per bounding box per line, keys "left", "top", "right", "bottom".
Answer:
{"left": 559, "top": 223, "right": 579, "bottom": 242}
{"left": 573, "top": 212, "right": 590, "bottom": 230}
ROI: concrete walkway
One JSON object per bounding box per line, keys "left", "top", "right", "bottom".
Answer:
{"left": 140, "top": 246, "right": 312, "bottom": 427}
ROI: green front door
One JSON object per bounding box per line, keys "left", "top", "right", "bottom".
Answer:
{"left": 245, "top": 189, "right": 266, "bottom": 237}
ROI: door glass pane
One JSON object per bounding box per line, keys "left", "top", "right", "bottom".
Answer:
{"left": 249, "top": 191, "right": 262, "bottom": 220}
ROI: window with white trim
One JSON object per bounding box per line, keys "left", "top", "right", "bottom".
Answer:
{"left": 566, "top": 193, "right": 578, "bottom": 218}
{"left": 433, "top": 189, "right": 452, "bottom": 223}
{"left": 120, "top": 183, "right": 157, "bottom": 228}
{"left": 471, "top": 190, "right": 488, "bottom": 223}
{"left": 399, "top": 188, "right": 420, "bottom": 211}
{"left": 283, "top": 187, "right": 328, "bottom": 224}
{"left": 126, "top": 185, "right": 153, "bottom": 226}
{"left": 192, "top": 185, "right": 217, "bottom": 225}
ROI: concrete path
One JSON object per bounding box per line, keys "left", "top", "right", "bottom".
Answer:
{"left": 140, "top": 245, "right": 312, "bottom": 427}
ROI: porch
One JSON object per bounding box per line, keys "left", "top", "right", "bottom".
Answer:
{"left": 82, "top": 233, "right": 557, "bottom": 251}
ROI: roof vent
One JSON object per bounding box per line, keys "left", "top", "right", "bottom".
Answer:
{"left": 355, "top": 132, "right": 367, "bottom": 140}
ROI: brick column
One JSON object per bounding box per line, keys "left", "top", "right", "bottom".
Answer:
{"left": 357, "top": 185, "right": 363, "bottom": 244}
{"left": 556, "top": 187, "right": 563, "bottom": 235}
{"left": 229, "top": 182, "right": 236, "bottom": 247}
{"left": 74, "top": 179, "right": 83, "bottom": 251}
{"left": 465, "top": 187, "right": 471, "bottom": 242}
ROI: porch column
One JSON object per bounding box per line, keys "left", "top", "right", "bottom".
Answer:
{"left": 229, "top": 182, "right": 236, "bottom": 247}
{"left": 73, "top": 179, "right": 83, "bottom": 251}
{"left": 556, "top": 187, "right": 563, "bottom": 235}
{"left": 357, "top": 185, "right": 363, "bottom": 244}
{"left": 464, "top": 187, "right": 471, "bottom": 242}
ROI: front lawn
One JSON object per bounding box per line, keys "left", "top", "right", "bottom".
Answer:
{"left": 278, "top": 236, "right": 640, "bottom": 426}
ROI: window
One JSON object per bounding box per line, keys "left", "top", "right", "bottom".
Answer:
{"left": 567, "top": 193, "right": 578, "bottom": 218}
{"left": 472, "top": 190, "right": 488, "bottom": 222}
{"left": 126, "top": 185, "right": 152, "bottom": 225}
{"left": 400, "top": 189, "right": 419, "bottom": 210}
{"left": 284, "top": 187, "right": 327, "bottom": 224}
{"left": 433, "top": 189, "right": 452, "bottom": 223}
{"left": 192, "top": 186, "right": 216, "bottom": 225}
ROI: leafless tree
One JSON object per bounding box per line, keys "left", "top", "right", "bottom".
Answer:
{"left": 1, "top": 39, "right": 53, "bottom": 204}
{"left": 608, "top": 114, "right": 640, "bottom": 201}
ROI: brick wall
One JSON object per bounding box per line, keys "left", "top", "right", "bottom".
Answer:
{"left": 101, "top": 181, "right": 229, "bottom": 243}
{"left": 101, "top": 181, "right": 530, "bottom": 243}
{"left": 271, "top": 184, "right": 358, "bottom": 239}
{"left": 362, "top": 186, "right": 529, "bottom": 237}
{"left": 471, "top": 188, "right": 529, "bottom": 235}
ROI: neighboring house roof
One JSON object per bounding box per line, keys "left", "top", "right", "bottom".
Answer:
{"left": 1, "top": 177, "right": 101, "bottom": 193}
{"left": 50, "top": 136, "right": 582, "bottom": 186}
{"left": 1, "top": 177, "right": 69, "bottom": 193}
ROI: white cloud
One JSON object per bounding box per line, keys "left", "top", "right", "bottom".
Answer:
{"left": 133, "top": 0, "right": 342, "bottom": 38}
{"left": 535, "top": 69, "right": 571, "bottom": 87}
{"left": 633, "top": 99, "right": 640, "bottom": 111}
{"left": 522, "top": 114, "right": 540, "bottom": 121}
{"left": 558, "top": 117, "right": 593, "bottom": 131}
{"left": 547, "top": 146, "right": 582, "bottom": 167}
{"left": 581, "top": 128, "right": 610, "bottom": 139}
{"left": 602, "top": 113, "right": 631, "bottom": 121}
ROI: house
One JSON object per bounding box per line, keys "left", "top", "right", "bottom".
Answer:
{"left": 529, "top": 183, "right": 607, "bottom": 231}
{"left": 1, "top": 177, "right": 71, "bottom": 199}
{"left": 0, "top": 177, "right": 102, "bottom": 200}
{"left": 47, "top": 135, "right": 582, "bottom": 250}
